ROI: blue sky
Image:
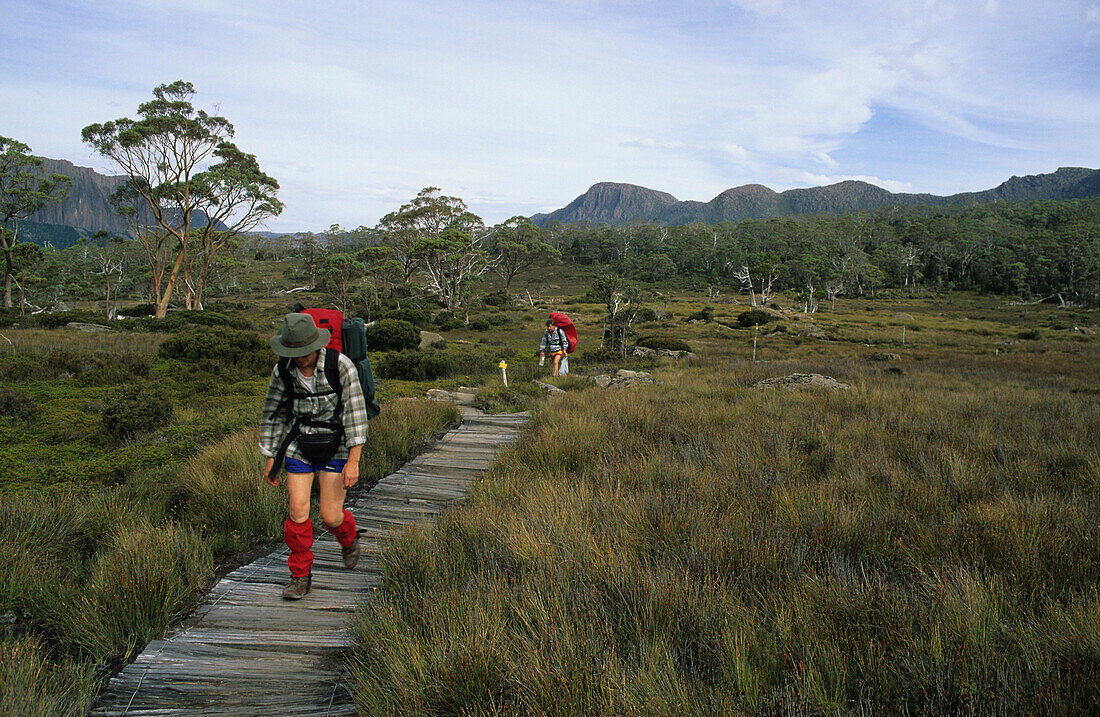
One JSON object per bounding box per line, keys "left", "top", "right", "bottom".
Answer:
{"left": 2, "top": 0, "right": 1098, "bottom": 232}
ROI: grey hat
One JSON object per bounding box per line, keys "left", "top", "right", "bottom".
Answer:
{"left": 271, "top": 313, "right": 330, "bottom": 357}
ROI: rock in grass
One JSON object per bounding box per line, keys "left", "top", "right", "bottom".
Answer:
{"left": 419, "top": 330, "right": 444, "bottom": 348}
{"left": 66, "top": 322, "right": 112, "bottom": 332}
{"left": 753, "top": 373, "right": 850, "bottom": 391}
{"left": 533, "top": 381, "right": 565, "bottom": 395}
{"left": 426, "top": 388, "right": 476, "bottom": 405}
{"left": 792, "top": 323, "right": 827, "bottom": 340}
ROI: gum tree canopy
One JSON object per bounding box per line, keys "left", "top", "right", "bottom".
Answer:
{"left": 0, "top": 137, "right": 71, "bottom": 308}
{"left": 82, "top": 81, "right": 281, "bottom": 317}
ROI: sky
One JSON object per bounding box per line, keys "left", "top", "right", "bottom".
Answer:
{"left": 2, "top": 0, "right": 1098, "bottom": 233}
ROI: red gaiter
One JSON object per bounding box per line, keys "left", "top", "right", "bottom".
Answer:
{"left": 284, "top": 518, "right": 314, "bottom": 577}
{"left": 325, "top": 509, "right": 358, "bottom": 548}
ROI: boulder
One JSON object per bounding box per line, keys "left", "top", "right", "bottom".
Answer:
{"left": 792, "top": 323, "right": 828, "bottom": 340}
{"left": 66, "top": 322, "right": 112, "bottom": 333}
{"left": 533, "top": 381, "right": 565, "bottom": 395}
{"left": 591, "top": 371, "right": 661, "bottom": 390}
{"left": 426, "top": 388, "right": 476, "bottom": 405}
{"left": 629, "top": 345, "right": 695, "bottom": 360}
{"left": 753, "top": 373, "right": 850, "bottom": 391}
{"left": 419, "top": 330, "right": 444, "bottom": 349}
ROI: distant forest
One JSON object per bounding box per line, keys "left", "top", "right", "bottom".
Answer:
{"left": 539, "top": 198, "right": 1100, "bottom": 304}
{"left": 17, "top": 195, "right": 1100, "bottom": 316}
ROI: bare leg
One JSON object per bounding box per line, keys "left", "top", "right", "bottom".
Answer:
{"left": 552, "top": 353, "right": 563, "bottom": 377}
{"left": 317, "top": 471, "right": 348, "bottom": 529}
{"left": 286, "top": 472, "right": 315, "bottom": 523}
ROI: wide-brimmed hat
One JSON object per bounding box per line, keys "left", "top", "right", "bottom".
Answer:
{"left": 271, "top": 313, "right": 330, "bottom": 357}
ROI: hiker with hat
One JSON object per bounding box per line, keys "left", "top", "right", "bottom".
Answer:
{"left": 260, "top": 313, "right": 369, "bottom": 600}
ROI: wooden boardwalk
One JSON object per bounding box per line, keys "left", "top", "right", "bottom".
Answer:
{"left": 92, "top": 407, "right": 528, "bottom": 716}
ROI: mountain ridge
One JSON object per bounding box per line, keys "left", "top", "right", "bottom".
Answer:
{"left": 531, "top": 167, "right": 1100, "bottom": 226}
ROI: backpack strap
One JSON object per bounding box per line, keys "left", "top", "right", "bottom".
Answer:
{"left": 265, "top": 351, "right": 343, "bottom": 482}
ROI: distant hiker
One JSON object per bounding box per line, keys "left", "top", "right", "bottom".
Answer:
{"left": 539, "top": 318, "right": 569, "bottom": 376}
{"left": 260, "top": 313, "right": 368, "bottom": 600}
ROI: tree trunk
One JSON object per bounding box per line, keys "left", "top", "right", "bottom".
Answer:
{"left": 156, "top": 249, "right": 188, "bottom": 319}
{"left": 3, "top": 249, "right": 12, "bottom": 309}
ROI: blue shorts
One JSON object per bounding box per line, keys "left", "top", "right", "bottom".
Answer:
{"left": 284, "top": 456, "right": 347, "bottom": 474}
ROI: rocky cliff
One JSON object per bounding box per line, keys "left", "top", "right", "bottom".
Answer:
{"left": 28, "top": 158, "right": 131, "bottom": 235}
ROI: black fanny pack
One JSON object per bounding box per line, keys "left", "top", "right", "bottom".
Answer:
{"left": 296, "top": 431, "right": 343, "bottom": 463}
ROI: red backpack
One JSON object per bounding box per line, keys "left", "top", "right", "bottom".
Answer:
{"left": 301, "top": 308, "right": 343, "bottom": 352}
{"left": 548, "top": 311, "right": 577, "bottom": 353}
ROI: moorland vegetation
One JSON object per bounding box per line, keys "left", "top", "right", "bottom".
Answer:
{"left": 1, "top": 82, "right": 1098, "bottom": 714}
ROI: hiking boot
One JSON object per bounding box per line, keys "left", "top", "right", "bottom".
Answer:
{"left": 282, "top": 573, "right": 312, "bottom": 600}
{"left": 342, "top": 534, "right": 361, "bottom": 569}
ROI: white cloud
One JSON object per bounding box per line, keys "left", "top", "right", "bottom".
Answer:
{"left": 1, "top": 0, "right": 1096, "bottom": 228}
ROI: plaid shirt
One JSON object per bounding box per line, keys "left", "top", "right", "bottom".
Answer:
{"left": 540, "top": 326, "right": 568, "bottom": 354}
{"left": 259, "top": 348, "right": 369, "bottom": 462}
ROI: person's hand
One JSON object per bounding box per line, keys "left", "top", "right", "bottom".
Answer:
{"left": 342, "top": 460, "right": 359, "bottom": 489}
{"left": 263, "top": 457, "right": 278, "bottom": 486}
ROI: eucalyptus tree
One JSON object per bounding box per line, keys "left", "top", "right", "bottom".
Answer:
{"left": 186, "top": 143, "right": 282, "bottom": 308}
{"left": 0, "top": 137, "right": 71, "bottom": 307}
{"left": 82, "top": 81, "right": 280, "bottom": 317}
{"left": 491, "top": 216, "right": 560, "bottom": 291}
{"left": 377, "top": 187, "right": 469, "bottom": 283}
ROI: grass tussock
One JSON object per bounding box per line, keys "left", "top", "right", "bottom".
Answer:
{"left": 349, "top": 356, "right": 1100, "bottom": 714}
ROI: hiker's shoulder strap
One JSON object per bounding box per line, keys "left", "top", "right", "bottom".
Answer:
{"left": 323, "top": 348, "right": 343, "bottom": 401}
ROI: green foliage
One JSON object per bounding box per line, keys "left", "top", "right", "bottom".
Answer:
{"left": 736, "top": 308, "right": 777, "bottom": 327}
{"left": 636, "top": 336, "right": 692, "bottom": 352}
{"left": 100, "top": 382, "right": 174, "bottom": 439}
{"left": 482, "top": 291, "right": 514, "bottom": 308}
{"left": 364, "top": 319, "right": 420, "bottom": 352}
{"left": 687, "top": 304, "right": 715, "bottom": 322}
{"left": 467, "top": 318, "right": 490, "bottom": 331}
{"left": 157, "top": 326, "right": 267, "bottom": 364}
{"left": 433, "top": 310, "right": 465, "bottom": 330}
{"left": 0, "top": 388, "right": 35, "bottom": 422}
{"left": 382, "top": 307, "right": 432, "bottom": 328}
{"left": 375, "top": 347, "right": 498, "bottom": 381}
{"left": 1019, "top": 328, "right": 1043, "bottom": 340}
{"left": 123, "top": 302, "right": 157, "bottom": 316}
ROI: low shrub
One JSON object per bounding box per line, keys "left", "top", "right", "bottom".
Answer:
{"left": 0, "top": 389, "right": 36, "bottom": 422}
{"left": 736, "top": 308, "right": 777, "bottom": 327}
{"left": 635, "top": 307, "right": 659, "bottom": 322}
{"left": 486, "top": 314, "right": 511, "bottom": 327}
{"left": 375, "top": 348, "right": 497, "bottom": 381}
{"left": 0, "top": 350, "right": 152, "bottom": 385}
{"left": 467, "top": 318, "right": 491, "bottom": 331}
{"left": 100, "top": 383, "right": 174, "bottom": 439}
{"left": 637, "top": 336, "right": 692, "bottom": 352}
{"left": 11, "top": 311, "right": 103, "bottom": 330}
{"left": 365, "top": 319, "right": 420, "bottom": 352}
{"left": 433, "top": 311, "right": 465, "bottom": 331}
{"left": 157, "top": 327, "right": 267, "bottom": 365}
{"left": 1019, "top": 328, "right": 1043, "bottom": 341}
{"left": 483, "top": 291, "right": 514, "bottom": 309}
{"left": 382, "top": 308, "right": 432, "bottom": 328}
{"left": 686, "top": 305, "right": 715, "bottom": 322}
